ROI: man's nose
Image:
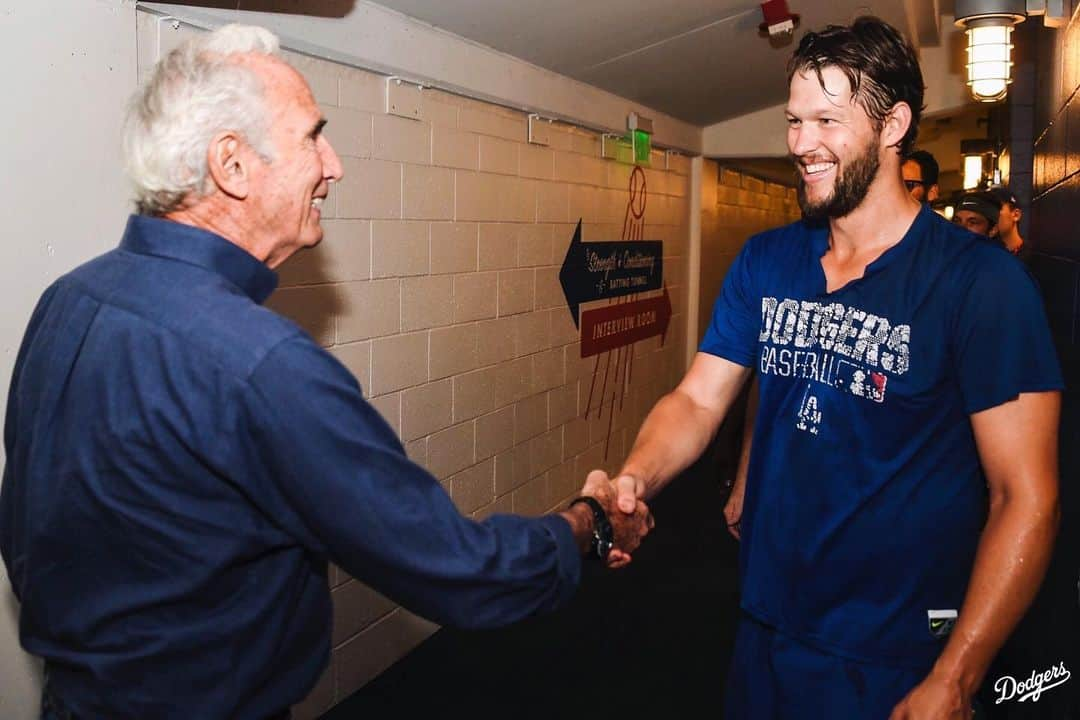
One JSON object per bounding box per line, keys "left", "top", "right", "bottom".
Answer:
{"left": 789, "top": 125, "right": 817, "bottom": 159}
{"left": 319, "top": 135, "right": 344, "bottom": 182}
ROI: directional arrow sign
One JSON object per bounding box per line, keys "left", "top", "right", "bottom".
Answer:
{"left": 580, "top": 287, "right": 671, "bottom": 358}
{"left": 559, "top": 220, "right": 663, "bottom": 327}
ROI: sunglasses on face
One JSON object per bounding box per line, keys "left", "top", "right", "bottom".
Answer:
{"left": 903, "top": 179, "right": 926, "bottom": 191}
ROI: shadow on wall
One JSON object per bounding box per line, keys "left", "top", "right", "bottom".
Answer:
{"left": 159, "top": 0, "right": 356, "bottom": 17}
{"left": 1, "top": 582, "right": 44, "bottom": 717}
{"left": 264, "top": 227, "right": 352, "bottom": 352}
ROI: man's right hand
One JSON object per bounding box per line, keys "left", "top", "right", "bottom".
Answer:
{"left": 613, "top": 472, "right": 646, "bottom": 515}
{"left": 580, "top": 470, "right": 653, "bottom": 569}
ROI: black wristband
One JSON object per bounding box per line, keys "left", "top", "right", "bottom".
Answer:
{"left": 568, "top": 496, "right": 614, "bottom": 561}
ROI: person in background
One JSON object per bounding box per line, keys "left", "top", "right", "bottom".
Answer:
{"left": 601, "top": 16, "right": 1061, "bottom": 718}
{"left": 0, "top": 25, "right": 651, "bottom": 720}
{"left": 990, "top": 186, "right": 1029, "bottom": 260}
{"left": 902, "top": 148, "right": 940, "bottom": 204}
{"left": 953, "top": 190, "right": 1003, "bottom": 237}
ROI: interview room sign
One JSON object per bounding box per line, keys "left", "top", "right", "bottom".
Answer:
{"left": 558, "top": 220, "right": 666, "bottom": 356}
{"left": 580, "top": 288, "right": 671, "bottom": 358}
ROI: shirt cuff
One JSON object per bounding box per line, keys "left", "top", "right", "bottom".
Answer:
{"left": 537, "top": 513, "right": 582, "bottom": 604}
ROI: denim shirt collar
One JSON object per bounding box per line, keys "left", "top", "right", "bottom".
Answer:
{"left": 119, "top": 214, "right": 279, "bottom": 304}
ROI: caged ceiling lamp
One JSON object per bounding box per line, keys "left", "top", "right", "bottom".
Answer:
{"left": 954, "top": 0, "right": 1027, "bottom": 102}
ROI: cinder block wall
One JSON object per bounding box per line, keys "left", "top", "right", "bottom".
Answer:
{"left": 221, "top": 51, "right": 694, "bottom": 718}
{"left": 698, "top": 161, "right": 800, "bottom": 345}
{"left": 692, "top": 161, "right": 800, "bottom": 485}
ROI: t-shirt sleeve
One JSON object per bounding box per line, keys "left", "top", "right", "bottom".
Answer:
{"left": 699, "top": 238, "right": 760, "bottom": 367}
{"left": 952, "top": 252, "right": 1064, "bottom": 414}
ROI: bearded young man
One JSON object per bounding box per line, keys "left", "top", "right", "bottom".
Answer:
{"left": 595, "top": 17, "right": 1063, "bottom": 719}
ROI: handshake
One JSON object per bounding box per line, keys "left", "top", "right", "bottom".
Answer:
{"left": 563, "top": 469, "right": 653, "bottom": 569}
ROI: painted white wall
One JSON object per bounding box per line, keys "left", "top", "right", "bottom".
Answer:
{"left": 0, "top": 2, "right": 138, "bottom": 718}
{"left": 921, "top": 16, "right": 975, "bottom": 117}
{"left": 702, "top": 102, "right": 789, "bottom": 158}
{"left": 701, "top": 17, "right": 973, "bottom": 159}
{"left": 139, "top": 1, "right": 704, "bottom": 154}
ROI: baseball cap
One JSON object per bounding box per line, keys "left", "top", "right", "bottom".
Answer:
{"left": 988, "top": 186, "right": 1018, "bottom": 207}
{"left": 956, "top": 192, "right": 1002, "bottom": 226}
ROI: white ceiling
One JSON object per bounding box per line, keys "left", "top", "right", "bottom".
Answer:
{"left": 365, "top": 0, "right": 931, "bottom": 125}
{"left": 158, "top": 0, "right": 950, "bottom": 127}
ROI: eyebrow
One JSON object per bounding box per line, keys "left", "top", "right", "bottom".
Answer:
{"left": 309, "top": 118, "right": 327, "bottom": 139}
{"left": 784, "top": 108, "right": 843, "bottom": 120}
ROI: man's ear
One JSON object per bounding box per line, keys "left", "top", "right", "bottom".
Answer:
{"left": 881, "top": 102, "right": 913, "bottom": 151}
{"left": 205, "top": 131, "right": 250, "bottom": 201}
{"left": 928, "top": 183, "right": 940, "bottom": 203}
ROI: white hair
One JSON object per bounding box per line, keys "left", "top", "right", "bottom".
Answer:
{"left": 123, "top": 24, "right": 282, "bottom": 216}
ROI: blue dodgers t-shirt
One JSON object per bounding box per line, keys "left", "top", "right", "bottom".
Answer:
{"left": 701, "top": 205, "right": 1063, "bottom": 669}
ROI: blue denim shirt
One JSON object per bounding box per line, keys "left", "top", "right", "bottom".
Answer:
{"left": 1, "top": 215, "right": 580, "bottom": 719}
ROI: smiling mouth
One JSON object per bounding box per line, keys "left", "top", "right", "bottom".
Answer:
{"left": 801, "top": 161, "right": 836, "bottom": 177}
{"left": 795, "top": 157, "right": 838, "bottom": 191}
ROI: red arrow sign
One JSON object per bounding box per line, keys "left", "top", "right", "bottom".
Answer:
{"left": 580, "top": 287, "right": 671, "bottom": 358}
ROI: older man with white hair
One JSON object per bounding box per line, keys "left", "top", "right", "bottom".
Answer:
{"left": 1, "top": 25, "right": 650, "bottom": 720}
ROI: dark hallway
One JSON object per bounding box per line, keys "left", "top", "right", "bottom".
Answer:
{"left": 323, "top": 450, "right": 744, "bottom": 720}
{"left": 323, "top": 392, "right": 1080, "bottom": 720}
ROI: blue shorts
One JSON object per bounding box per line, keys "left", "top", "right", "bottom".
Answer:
{"left": 724, "top": 615, "right": 927, "bottom": 719}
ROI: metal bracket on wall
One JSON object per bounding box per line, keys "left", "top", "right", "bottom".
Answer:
{"left": 602, "top": 133, "right": 631, "bottom": 163}
{"left": 664, "top": 149, "right": 684, "bottom": 171}
{"left": 528, "top": 114, "right": 553, "bottom": 146}
{"left": 385, "top": 77, "right": 424, "bottom": 120}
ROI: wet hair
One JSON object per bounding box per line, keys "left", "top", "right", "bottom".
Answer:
{"left": 904, "top": 149, "right": 939, "bottom": 186}
{"left": 788, "top": 16, "right": 925, "bottom": 156}
{"left": 123, "top": 24, "right": 281, "bottom": 216}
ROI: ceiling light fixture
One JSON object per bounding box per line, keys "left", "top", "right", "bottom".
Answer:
{"left": 954, "top": 0, "right": 1026, "bottom": 102}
